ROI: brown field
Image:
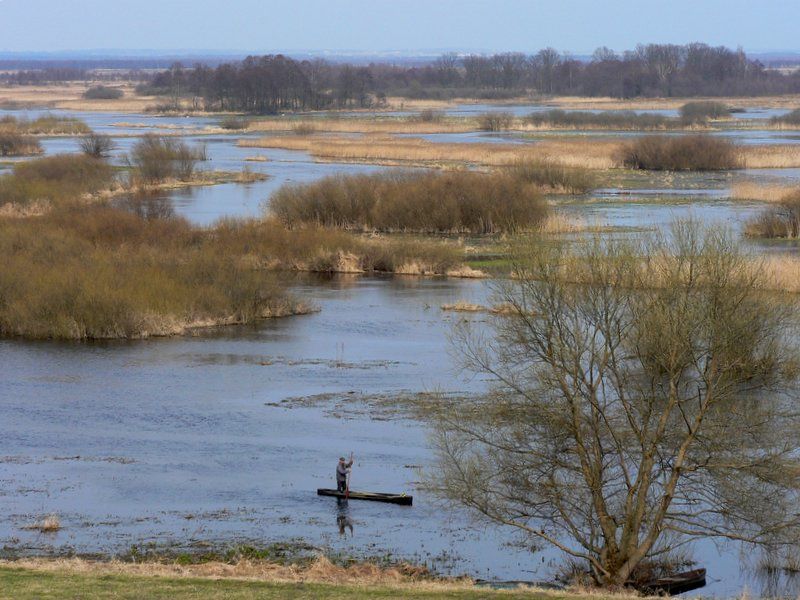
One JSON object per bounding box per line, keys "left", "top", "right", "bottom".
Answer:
{"left": 0, "top": 83, "right": 156, "bottom": 112}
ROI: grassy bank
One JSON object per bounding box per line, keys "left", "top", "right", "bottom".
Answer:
{"left": 0, "top": 559, "right": 614, "bottom": 600}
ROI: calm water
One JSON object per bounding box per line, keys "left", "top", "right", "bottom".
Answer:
{"left": 2, "top": 106, "right": 800, "bottom": 595}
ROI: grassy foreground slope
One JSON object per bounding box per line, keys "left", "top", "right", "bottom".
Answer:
{"left": 0, "top": 566, "right": 607, "bottom": 600}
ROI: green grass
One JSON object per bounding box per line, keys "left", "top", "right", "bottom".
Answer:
{"left": 0, "top": 566, "right": 577, "bottom": 600}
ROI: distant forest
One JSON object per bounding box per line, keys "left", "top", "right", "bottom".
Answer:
{"left": 4, "top": 44, "right": 800, "bottom": 113}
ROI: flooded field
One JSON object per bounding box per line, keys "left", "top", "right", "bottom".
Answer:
{"left": 2, "top": 104, "right": 800, "bottom": 596}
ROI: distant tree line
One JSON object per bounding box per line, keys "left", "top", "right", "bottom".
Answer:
{"left": 5, "top": 44, "right": 800, "bottom": 111}
{"left": 0, "top": 68, "right": 148, "bottom": 85}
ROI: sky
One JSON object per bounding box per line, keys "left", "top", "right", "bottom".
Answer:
{"left": 0, "top": 0, "right": 798, "bottom": 55}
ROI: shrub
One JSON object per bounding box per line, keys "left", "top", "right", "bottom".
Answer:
{"left": 620, "top": 135, "right": 740, "bottom": 171}
{"left": 0, "top": 206, "right": 301, "bottom": 340}
{"left": 417, "top": 109, "right": 445, "bottom": 123}
{"left": 679, "top": 101, "right": 731, "bottom": 124}
{"left": 0, "top": 132, "right": 42, "bottom": 156}
{"left": 218, "top": 116, "right": 251, "bottom": 130}
{"left": 526, "top": 109, "right": 670, "bottom": 130}
{"left": 478, "top": 112, "right": 514, "bottom": 131}
{"left": 291, "top": 122, "right": 317, "bottom": 135}
{"left": 0, "top": 154, "right": 115, "bottom": 207}
{"left": 127, "top": 135, "right": 206, "bottom": 183}
{"left": 83, "top": 85, "right": 124, "bottom": 100}
{"left": 744, "top": 191, "right": 800, "bottom": 238}
{"left": 79, "top": 133, "right": 115, "bottom": 159}
{"left": 270, "top": 170, "right": 548, "bottom": 234}
{"left": 771, "top": 109, "right": 800, "bottom": 126}
{"left": 504, "top": 159, "right": 596, "bottom": 194}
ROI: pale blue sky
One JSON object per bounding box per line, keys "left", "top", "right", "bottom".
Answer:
{"left": 0, "top": 0, "right": 797, "bottom": 54}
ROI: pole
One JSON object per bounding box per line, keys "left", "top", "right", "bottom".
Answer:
{"left": 345, "top": 451, "right": 353, "bottom": 499}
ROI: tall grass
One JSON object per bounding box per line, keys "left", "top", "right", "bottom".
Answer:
{"left": 620, "top": 135, "right": 740, "bottom": 170}
{"left": 0, "top": 154, "right": 115, "bottom": 208}
{"left": 127, "top": 135, "right": 207, "bottom": 184}
{"left": 525, "top": 109, "right": 671, "bottom": 130}
{"left": 679, "top": 101, "right": 731, "bottom": 123}
{"left": 504, "top": 159, "right": 596, "bottom": 193}
{"left": 270, "top": 170, "right": 548, "bottom": 234}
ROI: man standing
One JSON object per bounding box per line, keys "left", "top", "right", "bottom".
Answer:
{"left": 336, "top": 455, "right": 354, "bottom": 493}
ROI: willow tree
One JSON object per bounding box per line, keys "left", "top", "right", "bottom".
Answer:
{"left": 429, "top": 221, "right": 800, "bottom": 586}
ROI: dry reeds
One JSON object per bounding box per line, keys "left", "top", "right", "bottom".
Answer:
{"left": 504, "top": 159, "right": 597, "bottom": 193}
{"left": 269, "top": 170, "right": 548, "bottom": 234}
{"left": 240, "top": 134, "right": 619, "bottom": 170}
{"left": 478, "top": 112, "right": 514, "bottom": 131}
{"left": 24, "top": 515, "right": 62, "bottom": 533}
{"left": 730, "top": 182, "right": 798, "bottom": 202}
{"left": 744, "top": 191, "right": 800, "bottom": 239}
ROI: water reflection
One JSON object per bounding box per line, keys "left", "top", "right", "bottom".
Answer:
{"left": 336, "top": 500, "right": 355, "bottom": 537}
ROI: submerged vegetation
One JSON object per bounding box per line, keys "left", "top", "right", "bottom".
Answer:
{"left": 620, "top": 135, "right": 740, "bottom": 170}
{"left": 270, "top": 170, "right": 548, "bottom": 234}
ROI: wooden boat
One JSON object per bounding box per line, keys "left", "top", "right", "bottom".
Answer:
{"left": 316, "top": 489, "right": 413, "bottom": 505}
{"left": 639, "top": 568, "right": 707, "bottom": 596}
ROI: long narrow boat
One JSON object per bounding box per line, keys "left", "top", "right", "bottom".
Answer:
{"left": 639, "top": 568, "right": 707, "bottom": 596}
{"left": 317, "top": 489, "right": 413, "bottom": 505}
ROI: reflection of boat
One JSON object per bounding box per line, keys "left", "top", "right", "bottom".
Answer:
{"left": 639, "top": 568, "right": 707, "bottom": 596}
{"left": 317, "top": 489, "right": 413, "bottom": 505}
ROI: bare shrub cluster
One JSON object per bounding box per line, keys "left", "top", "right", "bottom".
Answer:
{"left": 620, "top": 135, "right": 740, "bottom": 170}
{"left": 0, "top": 131, "right": 41, "bottom": 157}
{"left": 0, "top": 206, "right": 303, "bottom": 340}
{"left": 127, "top": 135, "right": 207, "bottom": 183}
{"left": 83, "top": 85, "right": 124, "bottom": 100}
{"left": 679, "top": 101, "right": 731, "bottom": 123}
{"left": 218, "top": 116, "right": 251, "bottom": 130}
{"left": 478, "top": 112, "right": 514, "bottom": 131}
{"left": 270, "top": 170, "right": 548, "bottom": 234}
{"left": 771, "top": 109, "right": 800, "bottom": 126}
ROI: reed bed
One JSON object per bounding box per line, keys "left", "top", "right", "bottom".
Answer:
{"left": 246, "top": 117, "right": 474, "bottom": 135}
{"left": 740, "top": 144, "right": 800, "bottom": 168}
{"left": 270, "top": 170, "right": 548, "bottom": 234}
{"left": 504, "top": 158, "right": 597, "bottom": 193}
{"left": 240, "top": 134, "right": 619, "bottom": 169}
{"left": 730, "top": 182, "right": 799, "bottom": 202}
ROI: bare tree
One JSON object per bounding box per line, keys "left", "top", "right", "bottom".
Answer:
{"left": 79, "top": 133, "right": 115, "bottom": 159}
{"left": 428, "top": 221, "right": 800, "bottom": 587}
